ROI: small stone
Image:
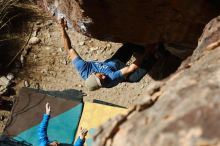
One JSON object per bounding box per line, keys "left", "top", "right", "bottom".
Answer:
{"left": 107, "top": 44, "right": 112, "bottom": 48}
{"left": 52, "top": 52, "right": 57, "bottom": 56}
{"left": 85, "top": 37, "right": 91, "bottom": 41}
{"left": 33, "top": 54, "right": 37, "bottom": 60}
{"left": 90, "top": 47, "right": 98, "bottom": 51}
{"left": 20, "top": 55, "right": 24, "bottom": 66}
{"left": 50, "top": 71, "right": 57, "bottom": 77}
{"left": 0, "top": 115, "right": 5, "bottom": 121}
{"left": 45, "top": 20, "right": 53, "bottom": 26}
{"left": 41, "top": 69, "right": 48, "bottom": 74}
{"left": 59, "top": 47, "right": 63, "bottom": 52}
{"left": 45, "top": 46, "right": 51, "bottom": 50}
{"left": 6, "top": 73, "right": 14, "bottom": 80}
{"left": 0, "top": 76, "right": 10, "bottom": 86}
{"left": 88, "top": 40, "right": 93, "bottom": 43}
{"left": 36, "top": 21, "right": 41, "bottom": 25}
{"left": 29, "top": 37, "right": 41, "bottom": 45}
{"left": 78, "top": 84, "right": 83, "bottom": 88}
{"left": 32, "top": 30, "right": 38, "bottom": 37}
{"left": 47, "top": 33, "right": 51, "bottom": 38}
{"left": 24, "top": 80, "right": 30, "bottom": 87}
{"left": 79, "top": 41, "right": 85, "bottom": 46}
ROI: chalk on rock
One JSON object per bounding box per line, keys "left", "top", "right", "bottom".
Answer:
{"left": 29, "top": 37, "right": 41, "bottom": 45}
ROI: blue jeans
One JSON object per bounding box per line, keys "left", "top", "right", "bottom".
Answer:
{"left": 109, "top": 43, "right": 149, "bottom": 83}
{"left": 127, "top": 67, "right": 147, "bottom": 82}
{"left": 111, "top": 59, "right": 148, "bottom": 83}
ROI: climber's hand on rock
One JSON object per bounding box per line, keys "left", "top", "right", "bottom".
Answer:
{"left": 60, "top": 18, "right": 68, "bottom": 29}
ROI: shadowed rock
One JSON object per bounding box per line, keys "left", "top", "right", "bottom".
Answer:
{"left": 35, "top": 0, "right": 220, "bottom": 58}
{"left": 92, "top": 16, "right": 220, "bottom": 146}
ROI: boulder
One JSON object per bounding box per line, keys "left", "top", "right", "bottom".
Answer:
{"left": 35, "top": 0, "right": 220, "bottom": 58}
{"left": 92, "top": 16, "right": 220, "bottom": 146}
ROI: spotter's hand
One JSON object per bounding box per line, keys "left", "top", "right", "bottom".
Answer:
{"left": 79, "top": 127, "right": 88, "bottom": 140}
{"left": 46, "top": 102, "right": 51, "bottom": 115}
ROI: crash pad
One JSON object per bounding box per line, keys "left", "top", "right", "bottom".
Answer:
{"left": 75, "top": 102, "right": 128, "bottom": 146}
{"left": 3, "top": 87, "right": 83, "bottom": 146}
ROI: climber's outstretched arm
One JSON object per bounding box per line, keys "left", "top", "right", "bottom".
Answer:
{"left": 60, "top": 18, "right": 79, "bottom": 61}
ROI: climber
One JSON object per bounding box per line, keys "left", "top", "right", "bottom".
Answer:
{"left": 38, "top": 102, "right": 88, "bottom": 146}
{"left": 60, "top": 18, "right": 156, "bottom": 91}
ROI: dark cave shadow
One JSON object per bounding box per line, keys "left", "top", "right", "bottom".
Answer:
{"left": 113, "top": 43, "right": 182, "bottom": 81}
{"left": 28, "top": 88, "right": 85, "bottom": 102}
{"left": 147, "top": 47, "right": 182, "bottom": 81}
{"left": 0, "top": 99, "right": 13, "bottom": 111}
{"left": 78, "top": 0, "right": 220, "bottom": 43}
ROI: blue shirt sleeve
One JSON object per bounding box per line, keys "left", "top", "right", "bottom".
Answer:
{"left": 38, "top": 114, "right": 50, "bottom": 146}
{"left": 74, "top": 136, "right": 85, "bottom": 146}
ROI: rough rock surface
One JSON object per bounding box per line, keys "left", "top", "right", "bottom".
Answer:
{"left": 92, "top": 16, "right": 220, "bottom": 146}
{"left": 35, "top": 0, "right": 220, "bottom": 58}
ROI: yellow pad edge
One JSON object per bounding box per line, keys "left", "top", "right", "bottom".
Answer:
{"left": 75, "top": 102, "right": 128, "bottom": 146}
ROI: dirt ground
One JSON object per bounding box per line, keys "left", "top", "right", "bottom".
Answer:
{"left": 16, "top": 4, "right": 154, "bottom": 104}
{"left": 0, "top": 3, "right": 155, "bottom": 133}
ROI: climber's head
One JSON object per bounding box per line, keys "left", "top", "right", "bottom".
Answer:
{"left": 85, "top": 72, "right": 106, "bottom": 91}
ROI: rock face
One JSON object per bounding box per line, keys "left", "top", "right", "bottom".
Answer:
{"left": 35, "top": 0, "right": 220, "bottom": 58}
{"left": 92, "top": 16, "right": 220, "bottom": 146}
